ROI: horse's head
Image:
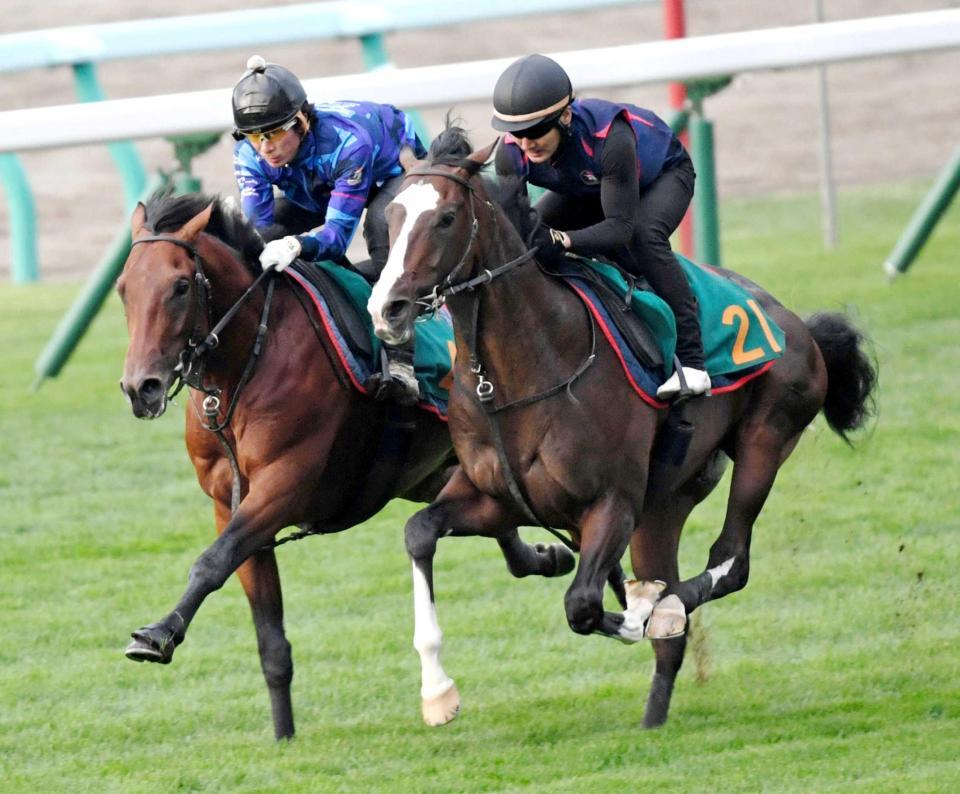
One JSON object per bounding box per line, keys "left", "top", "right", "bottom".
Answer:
{"left": 368, "top": 136, "right": 499, "bottom": 345}
{"left": 117, "top": 198, "right": 217, "bottom": 418}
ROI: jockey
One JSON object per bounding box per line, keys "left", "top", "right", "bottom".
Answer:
{"left": 491, "top": 54, "right": 710, "bottom": 399}
{"left": 232, "top": 55, "right": 427, "bottom": 405}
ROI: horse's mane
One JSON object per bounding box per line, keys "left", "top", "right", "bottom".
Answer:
{"left": 426, "top": 117, "right": 537, "bottom": 243}
{"left": 142, "top": 189, "right": 264, "bottom": 275}
{"left": 426, "top": 115, "right": 480, "bottom": 173}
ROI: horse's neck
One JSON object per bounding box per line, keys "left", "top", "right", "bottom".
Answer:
{"left": 448, "top": 223, "right": 590, "bottom": 399}
{"left": 200, "top": 238, "right": 265, "bottom": 379}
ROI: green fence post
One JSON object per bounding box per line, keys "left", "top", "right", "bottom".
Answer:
{"left": 0, "top": 153, "right": 39, "bottom": 283}
{"left": 359, "top": 33, "right": 430, "bottom": 144}
{"left": 689, "top": 113, "right": 720, "bottom": 266}
{"left": 72, "top": 62, "right": 148, "bottom": 210}
{"left": 883, "top": 145, "right": 960, "bottom": 278}
{"left": 31, "top": 172, "right": 168, "bottom": 390}
{"left": 168, "top": 132, "right": 222, "bottom": 194}
{"left": 685, "top": 78, "right": 730, "bottom": 267}
{"left": 668, "top": 109, "right": 690, "bottom": 136}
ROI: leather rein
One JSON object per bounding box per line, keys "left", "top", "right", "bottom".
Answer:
{"left": 130, "top": 233, "right": 276, "bottom": 513}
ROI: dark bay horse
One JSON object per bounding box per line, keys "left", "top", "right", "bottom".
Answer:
{"left": 368, "top": 134, "right": 876, "bottom": 728}
{"left": 117, "top": 191, "right": 573, "bottom": 738}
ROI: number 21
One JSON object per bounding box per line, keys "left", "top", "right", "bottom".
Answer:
{"left": 722, "top": 299, "right": 783, "bottom": 365}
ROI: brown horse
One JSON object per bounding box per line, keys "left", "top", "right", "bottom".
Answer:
{"left": 116, "top": 190, "right": 574, "bottom": 739}
{"left": 368, "top": 131, "right": 876, "bottom": 728}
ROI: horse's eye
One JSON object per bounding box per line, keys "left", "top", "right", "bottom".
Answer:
{"left": 437, "top": 210, "right": 456, "bottom": 229}
{"left": 173, "top": 278, "right": 191, "bottom": 297}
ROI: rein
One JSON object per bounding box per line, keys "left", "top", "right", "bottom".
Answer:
{"left": 403, "top": 166, "right": 598, "bottom": 549}
{"left": 131, "top": 233, "right": 276, "bottom": 514}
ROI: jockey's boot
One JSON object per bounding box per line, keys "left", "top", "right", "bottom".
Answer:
{"left": 656, "top": 365, "right": 712, "bottom": 400}
{"left": 381, "top": 343, "right": 421, "bottom": 407}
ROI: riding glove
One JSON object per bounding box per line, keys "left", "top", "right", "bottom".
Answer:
{"left": 530, "top": 225, "right": 569, "bottom": 267}
{"left": 259, "top": 236, "right": 302, "bottom": 272}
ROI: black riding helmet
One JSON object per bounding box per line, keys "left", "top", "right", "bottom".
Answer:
{"left": 232, "top": 55, "right": 307, "bottom": 137}
{"left": 491, "top": 54, "right": 573, "bottom": 135}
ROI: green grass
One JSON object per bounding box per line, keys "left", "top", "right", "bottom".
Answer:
{"left": 1, "top": 183, "right": 958, "bottom": 792}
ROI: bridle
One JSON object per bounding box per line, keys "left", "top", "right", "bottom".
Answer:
{"left": 399, "top": 166, "right": 597, "bottom": 546}
{"left": 130, "top": 233, "right": 276, "bottom": 513}
{"left": 402, "top": 168, "right": 538, "bottom": 312}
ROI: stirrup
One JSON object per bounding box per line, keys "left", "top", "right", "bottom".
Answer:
{"left": 385, "top": 359, "right": 421, "bottom": 407}
{"left": 657, "top": 363, "right": 711, "bottom": 400}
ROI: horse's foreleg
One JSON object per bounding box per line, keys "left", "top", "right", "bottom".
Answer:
{"left": 406, "top": 469, "right": 522, "bottom": 726}
{"left": 563, "top": 491, "right": 635, "bottom": 637}
{"left": 235, "top": 548, "right": 294, "bottom": 741}
{"left": 126, "top": 484, "right": 296, "bottom": 668}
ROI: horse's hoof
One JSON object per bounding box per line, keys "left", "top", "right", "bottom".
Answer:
{"left": 422, "top": 682, "right": 460, "bottom": 726}
{"left": 646, "top": 595, "right": 687, "bottom": 639}
{"left": 536, "top": 542, "right": 576, "bottom": 577}
{"left": 125, "top": 625, "right": 176, "bottom": 664}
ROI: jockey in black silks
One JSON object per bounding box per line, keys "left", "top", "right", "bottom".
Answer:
{"left": 492, "top": 53, "right": 710, "bottom": 399}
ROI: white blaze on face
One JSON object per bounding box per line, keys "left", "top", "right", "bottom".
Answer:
{"left": 367, "top": 181, "right": 441, "bottom": 330}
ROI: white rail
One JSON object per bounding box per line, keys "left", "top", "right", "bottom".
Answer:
{"left": 1, "top": 10, "right": 958, "bottom": 153}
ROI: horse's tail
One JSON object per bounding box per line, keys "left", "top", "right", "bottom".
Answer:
{"left": 806, "top": 312, "right": 878, "bottom": 444}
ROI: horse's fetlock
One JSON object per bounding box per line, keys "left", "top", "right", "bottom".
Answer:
{"left": 564, "top": 588, "right": 602, "bottom": 635}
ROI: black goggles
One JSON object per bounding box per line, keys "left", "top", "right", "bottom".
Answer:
{"left": 511, "top": 117, "right": 559, "bottom": 141}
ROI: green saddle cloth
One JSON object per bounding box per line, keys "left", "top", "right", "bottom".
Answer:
{"left": 582, "top": 254, "right": 786, "bottom": 377}
{"left": 316, "top": 262, "right": 454, "bottom": 410}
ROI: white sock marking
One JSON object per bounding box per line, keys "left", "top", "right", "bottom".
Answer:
{"left": 708, "top": 556, "right": 736, "bottom": 588}
{"left": 411, "top": 561, "right": 454, "bottom": 700}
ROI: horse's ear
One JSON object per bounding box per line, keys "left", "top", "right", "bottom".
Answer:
{"left": 469, "top": 138, "right": 499, "bottom": 167}
{"left": 131, "top": 202, "right": 147, "bottom": 237}
{"left": 399, "top": 145, "right": 421, "bottom": 173}
{"left": 178, "top": 201, "right": 215, "bottom": 242}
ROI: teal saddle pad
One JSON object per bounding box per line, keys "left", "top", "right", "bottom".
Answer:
{"left": 285, "top": 262, "right": 454, "bottom": 419}
{"left": 551, "top": 253, "right": 785, "bottom": 404}
{"left": 569, "top": 253, "right": 786, "bottom": 378}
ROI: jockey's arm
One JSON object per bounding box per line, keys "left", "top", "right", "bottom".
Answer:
{"left": 296, "top": 156, "right": 374, "bottom": 262}
{"left": 565, "top": 117, "right": 638, "bottom": 259}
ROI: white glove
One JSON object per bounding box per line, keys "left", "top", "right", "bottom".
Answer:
{"left": 259, "top": 236, "right": 301, "bottom": 272}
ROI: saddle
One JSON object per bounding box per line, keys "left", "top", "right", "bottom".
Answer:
{"left": 289, "top": 259, "right": 373, "bottom": 360}
{"left": 284, "top": 259, "right": 456, "bottom": 418}
{"left": 542, "top": 256, "right": 664, "bottom": 371}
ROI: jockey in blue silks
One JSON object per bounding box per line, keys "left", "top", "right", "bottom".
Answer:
{"left": 492, "top": 54, "right": 709, "bottom": 399}
{"left": 231, "top": 56, "right": 427, "bottom": 405}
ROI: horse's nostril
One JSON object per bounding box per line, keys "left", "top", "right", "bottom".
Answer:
{"left": 138, "top": 378, "right": 164, "bottom": 404}
{"left": 384, "top": 299, "right": 410, "bottom": 323}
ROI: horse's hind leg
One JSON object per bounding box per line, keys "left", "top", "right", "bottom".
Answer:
{"left": 236, "top": 549, "right": 294, "bottom": 741}
{"left": 671, "top": 426, "right": 804, "bottom": 614}
{"left": 497, "top": 529, "right": 575, "bottom": 578}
